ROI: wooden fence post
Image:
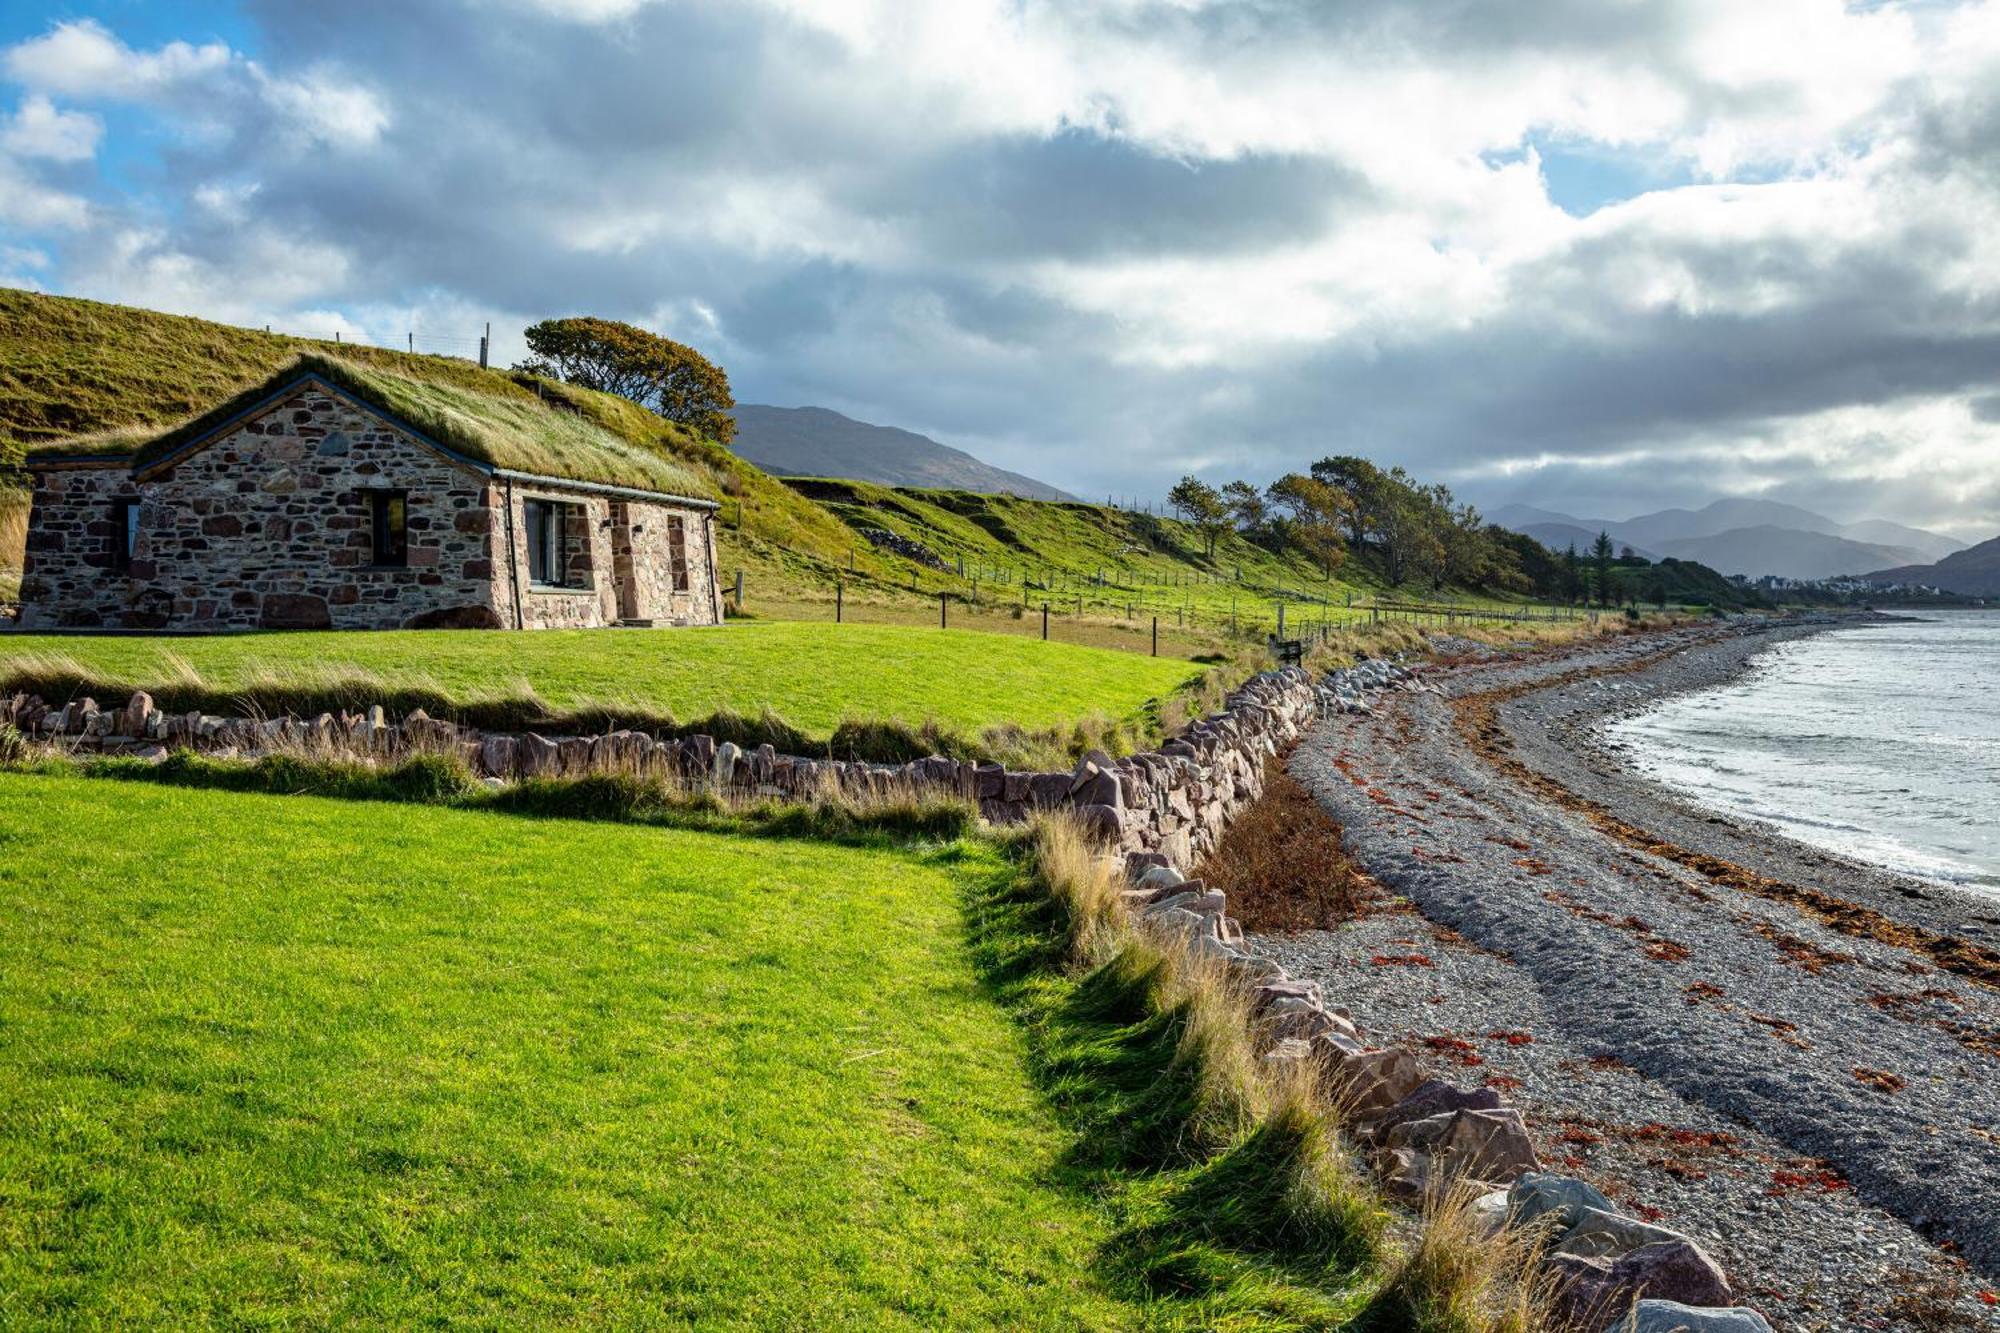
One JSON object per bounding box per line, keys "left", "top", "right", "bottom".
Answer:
{"left": 836, "top": 581, "right": 843, "bottom": 623}
{"left": 1151, "top": 616, "right": 1158, "bottom": 656}
{"left": 1042, "top": 602, "right": 1049, "bottom": 640}
{"left": 734, "top": 570, "right": 744, "bottom": 611}
{"left": 940, "top": 592, "right": 947, "bottom": 628}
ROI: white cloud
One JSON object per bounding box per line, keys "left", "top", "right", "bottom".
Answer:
{"left": 0, "top": 156, "right": 88, "bottom": 229}
{"left": 0, "top": 21, "right": 388, "bottom": 152}
{"left": 2, "top": 20, "right": 231, "bottom": 100}
{"left": 2, "top": 94, "right": 101, "bottom": 161}
{"left": 254, "top": 67, "right": 391, "bottom": 148}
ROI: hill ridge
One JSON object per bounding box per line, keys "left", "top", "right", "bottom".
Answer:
{"left": 730, "top": 404, "right": 1075, "bottom": 502}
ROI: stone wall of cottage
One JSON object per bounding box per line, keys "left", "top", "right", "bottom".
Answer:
{"left": 490, "top": 485, "right": 720, "bottom": 630}
{"left": 17, "top": 466, "right": 140, "bottom": 629}
{"left": 614, "top": 499, "right": 721, "bottom": 627}
{"left": 21, "top": 383, "right": 723, "bottom": 632}
{"left": 495, "top": 484, "right": 615, "bottom": 629}
{"left": 25, "top": 386, "right": 498, "bottom": 631}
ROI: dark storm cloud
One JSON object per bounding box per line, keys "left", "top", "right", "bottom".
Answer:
{"left": 840, "top": 133, "right": 1375, "bottom": 263}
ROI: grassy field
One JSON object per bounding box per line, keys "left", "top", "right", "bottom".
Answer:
{"left": 0, "top": 774, "right": 1168, "bottom": 1328}
{"left": 0, "top": 622, "right": 1202, "bottom": 745}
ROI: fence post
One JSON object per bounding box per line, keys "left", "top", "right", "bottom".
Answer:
{"left": 1277, "top": 602, "right": 1286, "bottom": 639}
{"left": 734, "top": 569, "right": 744, "bottom": 611}
{"left": 1042, "top": 602, "right": 1050, "bottom": 640}
{"left": 940, "top": 591, "right": 947, "bottom": 629}
{"left": 1151, "top": 616, "right": 1158, "bottom": 656}
{"left": 836, "top": 581, "right": 843, "bottom": 624}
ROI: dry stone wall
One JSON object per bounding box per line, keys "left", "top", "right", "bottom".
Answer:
{"left": 0, "top": 664, "right": 1318, "bottom": 871}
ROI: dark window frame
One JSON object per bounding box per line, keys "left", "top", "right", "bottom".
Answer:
{"left": 367, "top": 489, "right": 409, "bottom": 568}
{"left": 112, "top": 498, "right": 139, "bottom": 573}
{"left": 525, "top": 498, "right": 585, "bottom": 589}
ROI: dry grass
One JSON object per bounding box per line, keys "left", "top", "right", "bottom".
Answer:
{"left": 1028, "top": 812, "right": 1568, "bottom": 1329}
{"left": 1195, "top": 754, "right": 1376, "bottom": 931}
{"left": 0, "top": 486, "right": 24, "bottom": 603}
{"left": 1363, "top": 1183, "right": 1564, "bottom": 1333}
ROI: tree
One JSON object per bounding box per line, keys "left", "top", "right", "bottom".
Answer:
{"left": 519, "top": 316, "right": 737, "bottom": 444}
{"left": 1168, "top": 476, "right": 1230, "bottom": 557}
{"left": 1220, "top": 479, "right": 1267, "bottom": 533}
{"left": 1591, "top": 530, "right": 1616, "bottom": 607}
{"left": 1264, "top": 473, "right": 1350, "bottom": 578}
{"left": 1310, "top": 456, "right": 1384, "bottom": 549}
{"left": 1563, "top": 542, "right": 1585, "bottom": 605}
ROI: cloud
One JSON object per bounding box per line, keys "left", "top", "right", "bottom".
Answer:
{"left": 5, "top": 0, "right": 2000, "bottom": 536}
{"left": 2, "top": 94, "right": 101, "bottom": 161}
{"left": 2, "top": 20, "right": 231, "bottom": 100}
{"left": 0, "top": 157, "right": 88, "bottom": 229}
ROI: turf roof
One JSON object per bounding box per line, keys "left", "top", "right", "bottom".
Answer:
{"left": 28, "top": 352, "right": 716, "bottom": 500}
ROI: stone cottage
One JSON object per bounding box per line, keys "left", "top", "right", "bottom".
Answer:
{"left": 19, "top": 355, "right": 724, "bottom": 631}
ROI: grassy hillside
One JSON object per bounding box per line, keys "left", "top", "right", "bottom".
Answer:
{"left": 0, "top": 775, "right": 1164, "bottom": 1327}
{"left": 781, "top": 477, "right": 1534, "bottom": 634}
{"left": 1602, "top": 555, "right": 1761, "bottom": 609}
{"left": 0, "top": 288, "right": 1547, "bottom": 647}
{"left": 0, "top": 622, "right": 1202, "bottom": 762}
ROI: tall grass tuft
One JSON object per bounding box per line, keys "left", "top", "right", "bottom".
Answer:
{"left": 1356, "top": 1183, "right": 1561, "bottom": 1333}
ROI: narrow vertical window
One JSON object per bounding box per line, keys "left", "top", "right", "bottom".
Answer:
{"left": 112, "top": 498, "right": 139, "bottom": 572}
{"left": 369, "top": 489, "right": 408, "bottom": 567}
{"left": 524, "top": 499, "right": 577, "bottom": 587}
{"left": 667, "top": 514, "right": 690, "bottom": 592}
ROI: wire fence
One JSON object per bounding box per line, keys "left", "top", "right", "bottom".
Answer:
{"left": 720, "top": 567, "right": 1593, "bottom": 662}
{"left": 257, "top": 323, "right": 495, "bottom": 367}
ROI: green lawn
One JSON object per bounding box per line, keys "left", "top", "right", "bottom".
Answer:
{"left": 0, "top": 774, "right": 1155, "bottom": 1328}
{"left": 0, "top": 622, "right": 1201, "bottom": 739}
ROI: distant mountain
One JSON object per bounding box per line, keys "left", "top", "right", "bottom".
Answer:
{"left": 1654, "top": 526, "right": 1917, "bottom": 581}
{"left": 1490, "top": 499, "right": 1965, "bottom": 580}
{"left": 1488, "top": 503, "right": 1624, "bottom": 537}
{"left": 1864, "top": 534, "right": 2000, "bottom": 596}
{"left": 1837, "top": 518, "right": 1965, "bottom": 563}
{"left": 1613, "top": 498, "right": 1841, "bottom": 549}
{"left": 1514, "top": 522, "right": 1659, "bottom": 561}
{"left": 729, "top": 405, "right": 1075, "bottom": 501}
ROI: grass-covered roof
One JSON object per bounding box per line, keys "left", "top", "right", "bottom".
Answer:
{"left": 24, "top": 345, "right": 715, "bottom": 500}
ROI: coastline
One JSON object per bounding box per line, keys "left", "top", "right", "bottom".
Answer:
{"left": 1523, "top": 615, "right": 2000, "bottom": 946}
{"left": 1260, "top": 615, "right": 2000, "bottom": 1330}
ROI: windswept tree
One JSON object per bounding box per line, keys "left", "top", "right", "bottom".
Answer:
{"left": 1264, "top": 473, "right": 1350, "bottom": 578}
{"left": 519, "top": 316, "right": 737, "bottom": 445}
{"left": 1220, "top": 479, "right": 1268, "bottom": 534}
{"left": 1167, "top": 475, "right": 1230, "bottom": 557}
{"left": 1310, "top": 455, "right": 1384, "bottom": 549}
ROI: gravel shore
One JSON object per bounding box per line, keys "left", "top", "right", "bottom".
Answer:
{"left": 1258, "top": 617, "right": 2000, "bottom": 1331}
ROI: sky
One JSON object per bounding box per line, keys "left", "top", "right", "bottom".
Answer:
{"left": 2, "top": 1, "right": 1998, "bottom": 537}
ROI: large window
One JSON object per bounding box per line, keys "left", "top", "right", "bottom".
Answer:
{"left": 525, "top": 499, "right": 584, "bottom": 588}
{"left": 667, "top": 514, "right": 690, "bottom": 592}
{"left": 112, "top": 499, "right": 139, "bottom": 572}
{"left": 368, "top": 489, "right": 408, "bottom": 568}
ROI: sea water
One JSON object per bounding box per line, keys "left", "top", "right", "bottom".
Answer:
{"left": 1606, "top": 609, "right": 2000, "bottom": 894}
